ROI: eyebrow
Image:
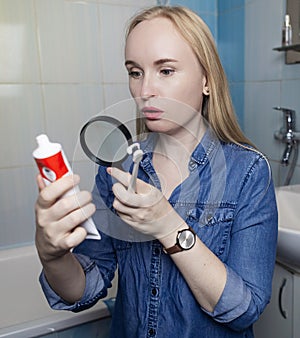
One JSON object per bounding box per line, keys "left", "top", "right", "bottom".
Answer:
{"left": 154, "top": 58, "right": 178, "bottom": 66}
{"left": 124, "top": 60, "right": 138, "bottom": 68}
{"left": 125, "top": 58, "right": 178, "bottom": 67}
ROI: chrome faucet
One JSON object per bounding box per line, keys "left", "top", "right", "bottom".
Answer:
{"left": 274, "top": 107, "right": 300, "bottom": 166}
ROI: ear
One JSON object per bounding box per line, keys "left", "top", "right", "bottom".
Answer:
{"left": 202, "top": 76, "right": 209, "bottom": 96}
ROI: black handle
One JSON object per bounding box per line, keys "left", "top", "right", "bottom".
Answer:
{"left": 278, "top": 278, "right": 287, "bottom": 319}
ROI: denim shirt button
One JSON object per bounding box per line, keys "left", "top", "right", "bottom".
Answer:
{"left": 151, "top": 288, "right": 158, "bottom": 296}
{"left": 154, "top": 247, "right": 160, "bottom": 255}
{"left": 148, "top": 328, "right": 156, "bottom": 336}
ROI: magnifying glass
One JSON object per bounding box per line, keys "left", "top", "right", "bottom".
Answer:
{"left": 79, "top": 115, "right": 143, "bottom": 193}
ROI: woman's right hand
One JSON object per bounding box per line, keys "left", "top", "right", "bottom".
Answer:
{"left": 35, "top": 174, "right": 96, "bottom": 263}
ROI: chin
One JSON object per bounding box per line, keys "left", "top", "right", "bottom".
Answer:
{"left": 145, "top": 119, "right": 181, "bottom": 135}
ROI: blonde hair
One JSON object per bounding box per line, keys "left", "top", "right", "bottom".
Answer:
{"left": 126, "top": 6, "right": 255, "bottom": 147}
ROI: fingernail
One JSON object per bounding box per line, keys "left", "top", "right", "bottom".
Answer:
{"left": 72, "top": 174, "right": 80, "bottom": 184}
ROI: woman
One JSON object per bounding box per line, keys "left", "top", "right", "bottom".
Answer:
{"left": 35, "top": 6, "right": 277, "bottom": 337}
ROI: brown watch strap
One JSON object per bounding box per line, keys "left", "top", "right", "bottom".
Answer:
{"left": 163, "top": 243, "right": 182, "bottom": 255}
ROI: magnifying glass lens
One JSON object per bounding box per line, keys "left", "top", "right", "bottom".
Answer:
{"left": 80, "top": 116, "right": 133, "bottom": 167}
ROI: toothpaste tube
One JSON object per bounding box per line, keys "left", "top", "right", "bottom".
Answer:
{"left": 33, "top": 134, "right": 100, "bottom": 240}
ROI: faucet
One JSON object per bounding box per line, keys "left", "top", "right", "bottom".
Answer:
{"left": 274, "top": 107, "right": 300, "bottom": 166}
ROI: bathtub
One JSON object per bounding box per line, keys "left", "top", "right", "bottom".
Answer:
{"left": 0, "top": 245, "right": 117, "bottom": 337}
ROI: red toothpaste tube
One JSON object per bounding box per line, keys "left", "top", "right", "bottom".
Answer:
{"left": 33, "top": 134, "right": 100, "bottom": 240}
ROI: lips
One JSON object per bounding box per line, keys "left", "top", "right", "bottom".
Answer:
{"left": 141, "top": 106, "right": 164, "bottom": 120}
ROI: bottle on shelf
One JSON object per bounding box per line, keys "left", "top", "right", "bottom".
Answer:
{"left": 282, "top": 14, "right": 292, "bottom": 46}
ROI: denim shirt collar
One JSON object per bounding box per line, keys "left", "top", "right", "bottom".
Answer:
{"left": 139, "top": 127, "right": 220, "bottom": 170}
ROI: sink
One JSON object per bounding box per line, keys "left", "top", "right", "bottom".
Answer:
{"left": 275, "top": 184, "right": 300, "bottom": 273}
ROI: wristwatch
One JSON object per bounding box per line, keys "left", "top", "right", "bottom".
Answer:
{"left": 163, "top": 227, "right": 196, "bottom": 255}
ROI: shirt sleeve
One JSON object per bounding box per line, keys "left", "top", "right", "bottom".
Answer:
{"left": 39, "top": 166, "right": 118, "bottom": 313}
{"left": 202, "top": 154, "right": 278, "bottom": 331}
{"left": 39, "top": 253, "right": 110, "bottom": 312}
{"left": 201, "top": 264, "right": 251, "bottom": 322}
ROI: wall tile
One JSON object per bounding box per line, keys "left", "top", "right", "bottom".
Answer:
{"left": 99, "top": 4, "right": 141, "bottom": 83}
{"left": 271, "top": 160, "right": 300, "bottom": 186}
{"left": 281, "top": 79, "right": 300, "bottom": 131}
{"left": 290, "top": 166, "right": 300, "bottom": 185}
{"left": 200, "top": 13, "right": 217, "bottom": 38}
{"left": 282, "top": 61, "right": 300, "bottom": 80}
{"left": 36, "top": 0, "right": 102, "bottom": 83}
{"left": 42, "top": 84, "right": 105, "bottom": 161}
{"left": 103, "top": 83, "right": 132, "bottom": 107}
{"left": 0, "top": 167, "right": 37, "bottom": 248}
{"left": 171, "top": 0, "right": 217, "bottom": 13}
{"left": 0, "top": 84, "right": 45, "bottom": 167}
{"left": 269, "top": 160, "right": 280, "bottom": 186}
{"left": 218, "top": 0, "right": 245, "bottom": 13}
{"left": 170, "top": 0, "right": 217, "bottom": 38}
{"left": 244, "top": 81, "right": 281, "bottom": 159}
{"left": 0, "top": 0, "right": 40, "bottom": 82}
{"left": 103, "top": 83, "right": 138, "bottom": 135}
{"left": 73, "top": 160, "right": 99, "bottom": 196}
{"left": 68, "top": 0, "right": 156, "bottom": 5}
{"left": 245, "top": 0, "right": 283, "bottom": 82}
{"left": 230, "top": 82, "right": 244, "bottom": 129}
{"left": 218, "top": 7, "right": 244, "bottom": 82}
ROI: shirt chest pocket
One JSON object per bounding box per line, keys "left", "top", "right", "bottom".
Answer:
{"left": 186, "top": 205, "right": 235, "bottom": 259}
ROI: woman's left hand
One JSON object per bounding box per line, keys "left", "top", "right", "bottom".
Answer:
{"left": 107, "top": 167, "right": 184, "bottom": 239}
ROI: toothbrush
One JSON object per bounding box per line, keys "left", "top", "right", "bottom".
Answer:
{"left": 127, "top": 143, "right": 144, "bottom": 193}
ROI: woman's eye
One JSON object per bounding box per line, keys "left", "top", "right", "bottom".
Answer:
{"left": 128, "top": 70, "right": 143, "bottom": 79}
{"left": 160, "top": 68, "right": 175, "bottom": 76}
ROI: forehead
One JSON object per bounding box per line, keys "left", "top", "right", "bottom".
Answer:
{"left": 125, "top": 17, "right": 194, "bottom": 61}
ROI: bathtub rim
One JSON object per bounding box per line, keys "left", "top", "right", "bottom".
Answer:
{"left": 0, "top": 300, "right": 111, "bottom": 338}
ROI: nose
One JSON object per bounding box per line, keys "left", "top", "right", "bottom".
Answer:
{"left": 140, "top": 74, "right": 157, "bottom": 101}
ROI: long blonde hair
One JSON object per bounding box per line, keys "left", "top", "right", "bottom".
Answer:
{"left": 126, "top": 6, "right": 254, "bottom": 147}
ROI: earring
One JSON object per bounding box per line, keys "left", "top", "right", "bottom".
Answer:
{"left": 203, "top": 87, "right": 209, "bottom": 96}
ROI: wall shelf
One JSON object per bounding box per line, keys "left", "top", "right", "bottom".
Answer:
{"left": 273, "top": 44, "right": 300, "bottom": 52}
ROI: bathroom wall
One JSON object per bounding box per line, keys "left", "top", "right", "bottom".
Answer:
{"left": 219, "top": 0, "right": 300, "bottom": 185}
{"left": 243, "top": 0, "right": 300, "bottom": 185}
{"left": 218, "top": 1, "right": 245, "bottom": 130}
{"left": 173, "top": 0, "right": 300, "bottom": 186}
{"left": 169, "top": 0, "right": 218, "bottom": 38}
{"left": 0, "top": 0, "right": 155, "bottom": 250}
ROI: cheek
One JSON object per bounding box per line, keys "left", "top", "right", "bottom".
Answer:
{"left": 129, "top": 81, "right": 137, "bottom": 98}
{"left": 185, "top": 74, "right": 205, "bottom": 111}
{"left": 170, "top": 82, "right": 203, "bottom": 112}
{"left": 184, "top": 90, "right": 204, "bottom": 112}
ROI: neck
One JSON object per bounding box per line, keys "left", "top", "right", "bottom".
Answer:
{"left": 154, "top": 123, "right": 206, "bottom": 159}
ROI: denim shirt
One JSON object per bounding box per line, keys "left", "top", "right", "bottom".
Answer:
{"left": 40, "top": 130, "right": 278, "bottom": 338}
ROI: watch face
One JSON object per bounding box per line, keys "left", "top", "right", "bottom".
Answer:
{"left": 178, "top": 229, "right": 195, "bottom": 250}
